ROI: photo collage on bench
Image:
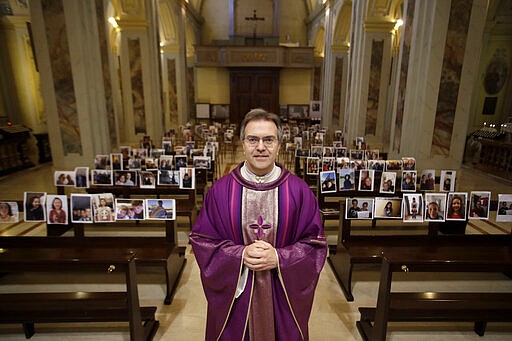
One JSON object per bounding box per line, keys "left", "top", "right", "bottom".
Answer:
{"left": 1, "top": 126, "right": 227, "bottom": 225}
{"left": 290, "top": 131, "right": 511, "bottom": 224}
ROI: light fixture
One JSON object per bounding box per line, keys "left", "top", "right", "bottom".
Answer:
{"left": 394, "top": 19, "right": 403, "bottom": 30}
{"left": 108, "top": 17, "right": 119, "bottom": 29}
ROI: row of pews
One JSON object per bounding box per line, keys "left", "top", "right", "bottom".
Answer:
{"left": 0, "top": 198, "right": 187, "bottom": 340}
{"left": 311, "top": 172, "right": 512, "bottom": 339}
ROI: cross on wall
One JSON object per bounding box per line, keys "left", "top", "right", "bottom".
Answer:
{"left": 244, "top": 9, "right": 265, "bottom": 44}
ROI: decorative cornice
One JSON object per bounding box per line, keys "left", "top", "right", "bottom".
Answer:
{"left": 195, "top": 46, "right": 315, "bottom": 68}
{"left": 364, "top": 20, "right": 395, "bottom": 33}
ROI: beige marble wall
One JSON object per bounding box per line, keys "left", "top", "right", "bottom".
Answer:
{"left": 431, "top": 0, "right": 473, "bottom": 157}
{"left": 41, "top": 0, "right": 82, "bottom": 155}
{"left": 366, "top": 39, "right": 383, "bottom": 136}
{"left": 392, "top": 0, "right": 415, "bottom": 153}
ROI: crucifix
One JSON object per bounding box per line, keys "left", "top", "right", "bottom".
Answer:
{"left": 245, "top": 9, "right": 265, "bottom": 45}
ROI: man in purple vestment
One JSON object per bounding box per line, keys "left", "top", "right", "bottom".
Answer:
{"left": 190, "top": 108, "right": 327, "bottom": 341}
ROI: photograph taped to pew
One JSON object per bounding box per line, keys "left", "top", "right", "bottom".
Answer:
{"left": 446, "top": 192, "right": 468, "bottom": 221}
{"left": 345, "top": 198, "right": 374, "bottom": 219}
{"left": 424, "top": 193, "right": 447, "bottom": 222}
{"left": 110, "top": 153, "right": 123, "bottom": 170}
{"left": 402, "top": 193, "right": 424, "bottom": 222}
{"left": 419, "top": 169, "right": 436, "bottom": 191}
{"left": 374, "top": 197, "right": 403, "bottom": 219}
{"left": 159, "top": 155, "right": 173, "bottom": 170}
{"left": 91, "top": 169, "right": 113, "bottom": 186}
{"left": 146, "top": 199, "right": 176, "bottom": 220}
{"left": 54, "top": 170, "right": 76, "bottom": 187}
{"left": 94, "top": 154, "right": 108, "bottom": 169}
{"left": 74, "top": 166, "right": 89, "bottom": 188}
{"left": 322, "top": 157, "right": 335, "bottom": 171}
{"left": 92, "top": 193, "right": 116, "bottom": 223}
{"left": 70, "top": 194, "right": 93, "bottom": 223}
{"left": 468, "top": 191, "right": 491, "bottom": 220}
{"left": 0, "top": 201, "right": 19, "bottom": 223}
{"left": 46, "top": 195, "right": 68, "bottom": 225}
{"left": 385, "top": 159, "right": 403, "bottom": 171}
{"left": 368, "top": 159, "right": 385, "bottom": 171}
{"left": 24, "top": 192, "right": 47, "bottom": 222}
{"left": 339, "top": 168, "right": 355, "bottom": 191}
{"left": 115, "top": 199, "right": 145, "bottom": 220}
{"left": 320, "top": 170, "right": 337, "bottom": 193}
{"left": 440, "top": 170, "right": 456, "bottom": 192}
{"left": 306, "top": 157, "right": 320, "bottom": 175}
{"left": 139, "top": 171, "right": 156, "bottom": 189}
{"left": 401, "top": 170, "right": 417, "bottom": 192}
{"left": 158, "top": 170, "right": 180, "bottom": 186}
{"left": 380, "top": 171, "right": 396, "bottom": 194}
{"left": 114, "top": 170, "right": 137, "bottom": 186}
{"left": 179, "top": 167, "right": 195, "bottom": 190}
{"left": 496, "top": 194, "right": 512, "bottom": 222}
{"left": 358, "top": 170, "right": 375, "bottom": 191}
{"left": 401, "top": 156, "right": 416, "bottom": 170}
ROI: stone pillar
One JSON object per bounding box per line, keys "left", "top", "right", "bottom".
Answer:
{"left": 113, "top": 0, "right": 162, "bottom": 144}
{"left": 344, "top": 0, "right": 367, "bottom": 145}
{"left": 344, "top": 0, "right": 395, "bottom": 149}
{"left": 389, "top": 0, "right": 487, "bottom": 169}
{"left": 319, "top": 1, "right": 335, "bottom": 129}
{"left": 0, "top": 4, "right": 44, "bottom": 133}
{"left": 29, "top": 0, "right": 113, "bottom": 168}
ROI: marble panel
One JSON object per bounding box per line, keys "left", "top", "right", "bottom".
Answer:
{"left": 431, "top": 0, "right": 473, "bottom": 156}
{"left": 393, "top": 0, "right": 415, "bottom": 153}
{"left": 167, "top": 58, "right": 178, "bottom": 126}
{"left": 96, "top": 0, "right": 117, "bottom": 147}
{"left": 332, "top": 58, "right": 343, "bottom": 125}
{"left": 42, "top": 0, "right": 81, "bottom": 155}
{"left": 366, "top": 40, "right": 383, "bottom": 136}
{"left": 128, "top": 38, "right": 146, "bottom": 134}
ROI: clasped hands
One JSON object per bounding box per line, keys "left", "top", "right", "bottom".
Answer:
{"left": 243, "top": 240, "right": 278, "bottom": 271}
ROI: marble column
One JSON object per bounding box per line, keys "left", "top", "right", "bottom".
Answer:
{"left": 319, "top": 2, "right": 335, "bottom": 128}
{"left": 344, "top": 0, "right": 394, "bottom": 148}
{"left": 114, "top": 0, "right": 163, "bottom": 144}
{"left": 0, "top": 7, "right": 44, "bottom": 133}
{"left": 390, "top": 0, "right": 487, "bottom": 170}
{"left": 158, "top": 0, "right": 188, "bottom": 131}
{"left": 29, "top": 0, "right": 113, "bottom": 168}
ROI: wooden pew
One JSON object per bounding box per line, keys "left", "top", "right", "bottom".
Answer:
{"left": 356, "top": 241, "right": 512, "bottom": 340}
{"left": 0, "top": 245, "right": 159, "bottom": 340}
{"left": 84, "top": 185, "right": 198, "bottom": 228}
{"left": 328, "top": 200, "right": 504, "bottom": 301}
{"left": 1, "top": 200, "right": 186, "bottom": 305}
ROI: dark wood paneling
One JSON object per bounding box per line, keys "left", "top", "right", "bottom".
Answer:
{"left": 230, "top": 69, "right": 279, "bottom": 123}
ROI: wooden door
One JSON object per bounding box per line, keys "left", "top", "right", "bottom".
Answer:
{"left": 229, "top": 69, "right": 279, "bottom": 124}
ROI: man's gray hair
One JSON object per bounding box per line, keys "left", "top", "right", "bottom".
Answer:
{"left": 239, "top": 108, "right": 283, "bottom": 143}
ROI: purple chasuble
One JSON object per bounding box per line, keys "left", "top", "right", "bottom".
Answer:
{"left": 190, "top": 163, "right": 327, "bottom": 341}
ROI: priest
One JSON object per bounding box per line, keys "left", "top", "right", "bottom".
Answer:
{"left": 190, "top": 108, "right": 327, "bottom": 340}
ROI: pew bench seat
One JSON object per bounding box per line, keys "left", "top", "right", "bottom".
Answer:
{"left": 357, "top": 292, "right": 512, "bottom": 338}
{"left": 0, "top": 236, "right": 186, "bottom": 305}
{"left": 0, "top": 292, "right": 159, "bottom": 339}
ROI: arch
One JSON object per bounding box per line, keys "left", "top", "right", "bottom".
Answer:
{"left": 158, "top": 1, "right": 178, "bottom": 46}
{"left": 333, "top": 2, "right": 352, "bottom": 47}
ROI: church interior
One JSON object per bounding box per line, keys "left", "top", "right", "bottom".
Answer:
{"left": 1, "top": 0, "right": 512, "bottom": 340}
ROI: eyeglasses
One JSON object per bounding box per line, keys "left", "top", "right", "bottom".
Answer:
{"left": 244, "top": 136, "right": 277, "bottom": 147}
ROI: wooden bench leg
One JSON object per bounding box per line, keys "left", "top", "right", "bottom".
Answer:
{"left": 22, "top": 322, "right": 35, "bottom": 339}
{"left": 327, "top": 249, "right": 354, "bottom": 301}
{"left": 163, "top": 250, "right": 187, "bottom": 305}
{"left": 474, "top": 321, "right": 487, "bottom": 336}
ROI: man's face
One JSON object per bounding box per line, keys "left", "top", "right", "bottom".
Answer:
{"left": 242, "top": 119, "right": 280, "bottom": 176}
